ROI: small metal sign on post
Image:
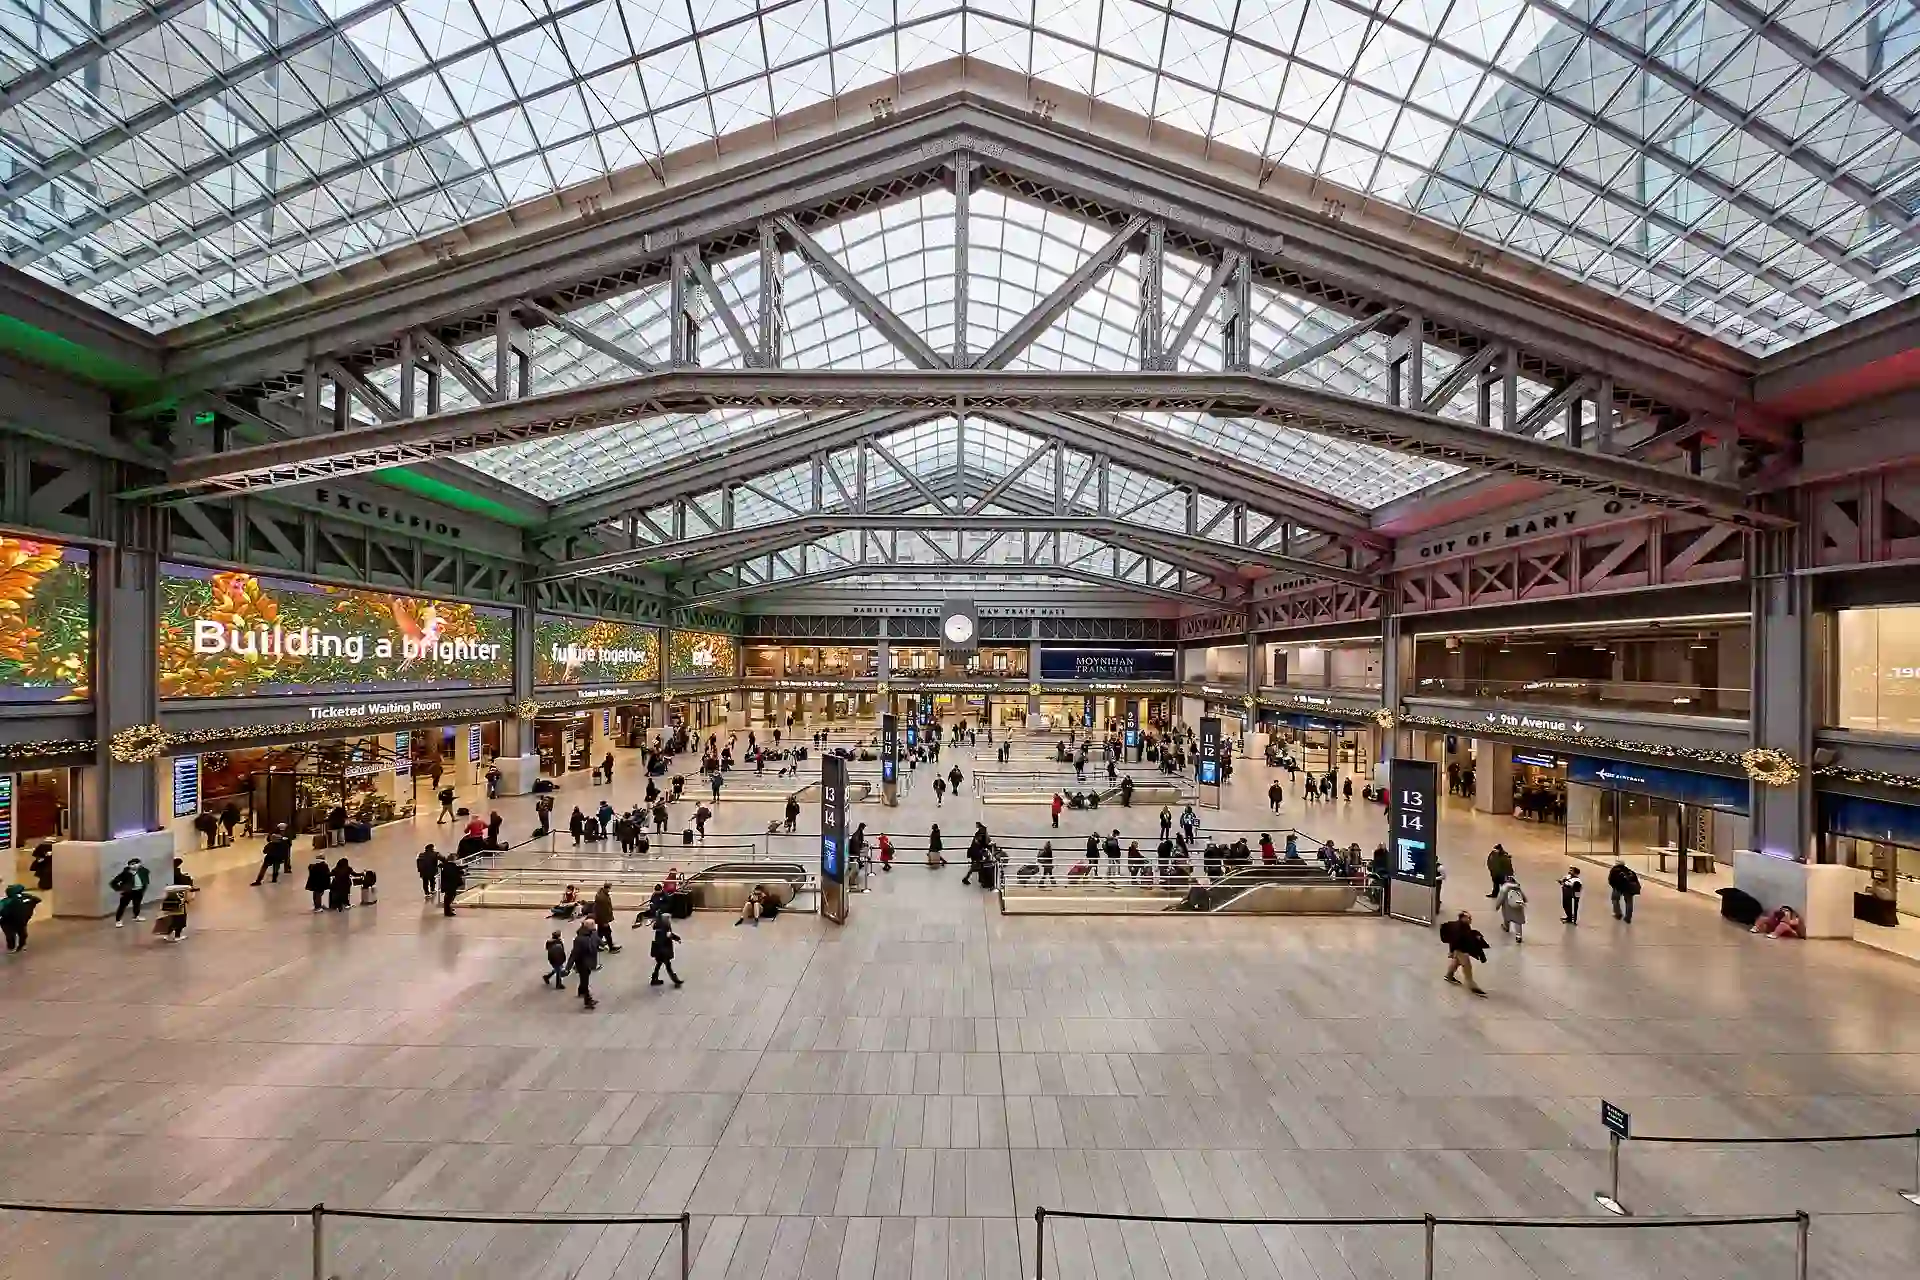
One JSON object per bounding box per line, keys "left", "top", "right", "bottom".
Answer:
{"left": 1596, "top": 1101, "right": 1630, "bottom": 1215}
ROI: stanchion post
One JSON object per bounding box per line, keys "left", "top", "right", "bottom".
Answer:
{"left": 680, "top": 1211, "right": 691, "bottom": 1280}
{"left": 1595, "top": 1132, "right": 1627, "bottom": 1215}
{"left": 1794, "top": 1210, "right": 1810, "bottom": 1280}
{"left": 310, "top": 1203, "right": 325, "bottom": 1280}
{"left": 1033, "top": 1207, "right": 1046, "bottom": 1280}
{"left": 1422, "top": 1214, "right": 1435, "bottom": 1280}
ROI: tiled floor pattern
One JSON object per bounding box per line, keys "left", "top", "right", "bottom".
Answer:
{"left": 0, "top": 732, "right": 1915, "bottom": 1277}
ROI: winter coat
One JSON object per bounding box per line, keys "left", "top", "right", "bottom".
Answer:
{"left": 546, "top": 937, "right": 567, "bottom": 969}
{"left": 1488, "top": 847, "right": 1514, "bottom": 881}
{"left": 592, "top": 887, "right": 615, "bottom": 926}
{"left": 1497, "top": 882, "right": 1528, "bottom": 924}
{"left": 569, "top": 930, "right": 601, "bottom": 974}
{"left": 305, "top": 861, "right": 331, "bottom": 892}
{"left": 1608, "top": 864, "right": 1641, "bottom": 896}
{"left": 649, "top": 915, "right": 680, "bottom": 961}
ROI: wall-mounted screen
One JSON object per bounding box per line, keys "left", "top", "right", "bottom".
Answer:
{"left": 0, "top": 537, "right": 91, "bottom": 704}
{"left": 535, "top": 615, "right": 659, "bottom": 687}
{"left": 668, "top": 629, "right": 737, "bottom": 679}
{"left": 158, "top": 565, "right": 513, "bottom": 699}
{"left": 1039, "top": 648, "right": 1176, "bottom": 680}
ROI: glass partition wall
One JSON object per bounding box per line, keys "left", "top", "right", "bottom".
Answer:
{"left": 1413, "top": 616, "right": 1750, "bottom": 716}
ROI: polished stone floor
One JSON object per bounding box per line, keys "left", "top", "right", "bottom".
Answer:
{"left": 0, "top": 729, "right": 1916, "bottom": 1278}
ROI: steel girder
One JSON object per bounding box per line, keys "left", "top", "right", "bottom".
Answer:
{"left": 160, "top": 91, "right": 1754, "bottom": 426}
{"left": 141, "top": 368, "right": 1776, "bottom": 527}
{"left": 0, "top": 0, "right": 203, "bottom": 116}
{"left": 681, "top": 552, "right": 1233, "bottom": 609}
{"left": 547, "top": 514, "right": 1372, "bottom": 588}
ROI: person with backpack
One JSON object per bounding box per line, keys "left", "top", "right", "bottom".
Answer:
{"left": 436, "top": 785, "right": 456, "bottom": 823}
{"left": 251, "top": 825, "right": 292, "bottom": 886}
{"left": 1608, "top": 859, "right": 1642, "bottom": 922}
{"left": 1496, "top": 876, "right": 1528, "bottom": 943}
{"left": 110, "top": 858, "right": 151, "bottom": 926}
{"left": 1438, "top": 910, "right": 1489, "bottom": 995}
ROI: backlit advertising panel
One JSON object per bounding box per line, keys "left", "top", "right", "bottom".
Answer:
{"left": 158, "top": 565, "right": 513, "bottom": 699}
{"left": 668, "top": 629, "right": 737, "bottom": 679}
{"left": 534, "top": 615, "right": 660, "bottom": 687}
{"left": 0, "top": 536, "right": 90, "bottom": 704}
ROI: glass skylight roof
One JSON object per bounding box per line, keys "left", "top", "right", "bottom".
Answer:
{"left": 4, "top": 0, "right": 1916, "bottom": 347}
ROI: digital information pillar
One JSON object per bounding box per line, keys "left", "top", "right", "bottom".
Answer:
{"left": 1386, "top": 758, "right": 1441, "bottom": 925}
{"left": 880, "top": 713, "right": 899, "bottom": 807}
{"left": 821, "top": 753, "right": 849, "bottom": 923}
{"left": 1197, "top": 716, "right": 1222, "bottom": 810}
{"left": 1124, "top": 700, "right": 1140, "bottom": 756}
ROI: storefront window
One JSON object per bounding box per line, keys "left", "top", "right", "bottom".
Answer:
{"left": 1413, "top": 621, "right": 1749, "bottom": 716}
{"left": 1832, "top": 606, "right": 1920, "bottom": 734}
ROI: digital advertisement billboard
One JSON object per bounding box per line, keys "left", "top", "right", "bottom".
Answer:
{"left": 668, "top": 629, "right": 737, "bottom": 680}
{"left": 535, "top": 615, "right": 659, "bottom": 687}
{"left": 158, "top": 565, "right": 514, "bottom": 700}
{"left": 0, "top": 536, "right": 91, "bottom": 704}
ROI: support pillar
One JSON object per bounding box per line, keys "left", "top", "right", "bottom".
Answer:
{"left": 1472, "top": 739, "right": 1514, "bottom": 815}
{"left": 1027, "top": 625, "right": 1045, "bottom": 728}
{"left": 1377, "top": 608, "right": 1409, "bottom": 787}
{"left": 63, "top": 542, "right": 170, "bottom": 917}
{"left": 1749, "top": 524, "right": 1814, "bottom": 861}
{"left": 495, "top": 594, "right": 539, "bottom": 796}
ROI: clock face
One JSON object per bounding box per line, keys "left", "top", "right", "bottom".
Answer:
{"left": 942, "top": 614, "right": 975, "bottom": 644}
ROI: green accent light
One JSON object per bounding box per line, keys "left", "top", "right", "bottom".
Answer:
{"left": 0, "top": 315, "right": 153, "bottom": 391}
{"left": 193, "top": 410, "right": 218, "bottom": 426}
{"left": 375, "top": 469, "right": 538, "bottom": 526}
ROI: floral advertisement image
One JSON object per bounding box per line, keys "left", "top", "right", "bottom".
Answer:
{"left": 0, "top": 537, "right": 91, "bottom": 703}
{"left": 668, "top": 629, "right": 737, "bottom": 680}
{"left": 158, "top": 565, "right": 514, "bottom": 700}
{"left": 534, "top": 615, "right": 659, "bottom": 688}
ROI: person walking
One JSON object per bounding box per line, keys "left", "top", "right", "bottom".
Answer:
{"left": 927, "top": 824, "right": 946, "bottom": 868}
{"left": 933, "top": 776, "right": 947, "bottom": 806}
{"left": 534, "top": 793, "right": 555, "bottom": 836}
{"left": 592, "top": 883, "right": 621, "bottom": 953}
{"left": 602, "top": 752, "right": 615, "bottom": 787}
{"left": 152, "top": 879, "right": 195, "bottom": 943}
{"left": 1037, "top": 840, "right": 1055, "bottom": 884}
{"left": 1159, "top": 807, "right": 1173, "bottom": 841}
{"left": 1486, "top": 844, "right": 1514, "bottom": 898}
{"left": 648, "top": 912, "right": 684, "bottom": 987}
{"left": 305, "top": 854, "right": 332, "bottom": 911}
{"left": 417, "top": 845, "right": 440, "bottom": 898}
{"left": 436, "top": 784, "right": 456, "bottom": 824}
{"left": 1342, "top": 777, "right": 1354, "bottom": 803}
{"left": 653, "top": 801, "right": 669, "bottom": 834}
{"left": 251, "top": 825, "right": 292, "bottom": 885}
{"left": 1608, "top": 859, "right": 1641, "bottom": 922}
{"left": 439, "top": 854, "right": 465, "bottom": 917}
{"left": 783, "top": 797, "right": 800, "bottom": 833}
{"left": 1496, "top": 876, "right": 1528, "bottom": 943}
{"left": 1439, "top": 910, "right": 1489, "bottom": 995}
{"left": 569, "top": 806, "right": 586, "bottom": 847}
{"left": 543, "top": 930, "right": 568, "bottom": 989}
{"left": 569, "top": 920, "right": 601, "bottom": 1010}
{"left": 1050, "top": 792, "right": 1063, "bottom": 828}
{"left": 1559, "top": 866, "right": 1584, "bottom": 924}
{"left": 948, "top": 764, "right": 964, "bottom": 795}
{"left": 0, "top": 884, "right": 41, "bottom": 952}
{"left": 486, "top": 809, "right": 504, "bottom": 849}
{"left": 1268, "top": 781, "right": 1283, "bottom": 813}
{"left": 709, "top": 771, "right": 723, "bottom": 802}
{"left": 110, "top": 858, "right": 151, "bottom": 926}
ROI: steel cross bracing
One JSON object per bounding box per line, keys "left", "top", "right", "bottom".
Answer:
{"left": 157, "top": 94, "right": 1757, "bottom": 427}
{"left": 142, "top": 366, "right": 1777, "bottom": 529}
